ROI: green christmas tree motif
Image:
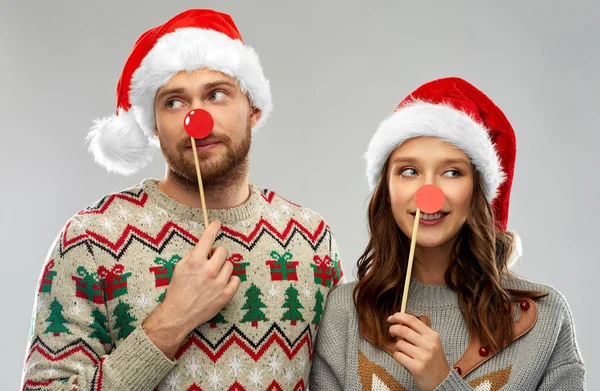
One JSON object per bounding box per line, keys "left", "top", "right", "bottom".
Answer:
{"left": 312, "top": 289, "right": 324, "bottom": 328}
{"left": 113, "top": 300, "right": 137, "bottom": 340}
{"left": 281, "top": 284, "right": 305, "bottom": 326}
{"left": 241, "top": 283, "right": 269, "bottom": 327}
{"left": 89, "top": 308, "right": 111, "bottom": 344}
{"left": 44, "top": 298, "right": 71, "bottom": 336}
{"left": 157, "top": 290, "right": 167, "bottom": 303}
{"left": 208, "top": 309, "right": 228, "bottom": 328}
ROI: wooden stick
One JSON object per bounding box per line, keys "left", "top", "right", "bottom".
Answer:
{"left": 191, "top": 137, "right": 209, "bottom": 228}
{"left": 400, "top": 208, "right": 420, "bottom": 313}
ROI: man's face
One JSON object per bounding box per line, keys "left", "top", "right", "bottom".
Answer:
{"left": 153, "top": 69, "right": 262, "bottom": 187}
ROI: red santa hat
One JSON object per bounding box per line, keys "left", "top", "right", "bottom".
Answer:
{"left": 364, "top": 77, "right": 522, "bottom": 267}
{"left": 86, "top": 9, "right": 273, "bottom": 175}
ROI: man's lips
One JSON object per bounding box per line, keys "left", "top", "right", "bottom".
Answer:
{"left": 186, "top": 139, "right": 221, "bottom": 148}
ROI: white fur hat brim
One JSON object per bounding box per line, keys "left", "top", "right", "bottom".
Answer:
{"left": 86, "top": 27, "right": 272, "bottom": 175}
{"left": 364, "top": 100, "right": 505, "bottom": 202}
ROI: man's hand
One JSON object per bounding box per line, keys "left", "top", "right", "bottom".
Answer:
{"left": 142, "top": 220, "right": 241, "bottom": 358}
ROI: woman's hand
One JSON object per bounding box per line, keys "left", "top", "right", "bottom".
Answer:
{"left": 388, "top": 312, "right": 451, "bottom": 391}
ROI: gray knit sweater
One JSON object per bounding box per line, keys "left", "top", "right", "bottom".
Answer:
{"left": 309, "top": 277, "right": 586, "bottom": 390}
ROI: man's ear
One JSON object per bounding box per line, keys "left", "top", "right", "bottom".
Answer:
{"left": 249, "top": 106, "right": 262, "bottom": 128}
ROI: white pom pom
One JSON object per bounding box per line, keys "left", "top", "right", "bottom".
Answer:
{"left": 506, "top": 229, "right": 522, "bottom": 270}
{"left": 85, "top": 108, "right": 153, "bottom": 175}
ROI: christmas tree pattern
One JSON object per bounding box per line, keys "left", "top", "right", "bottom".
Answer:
{"left": 44, "top": 298, "right": 71, "bottom": 337}
{"left": 113, "top": 300, "right": 137, "bottom": 340}
{"left": 72, "top": 266, "right": 104, "bottom": 304}
{"left": 312, "top": 289, "right": 324, "bottom": 328}
{"left": 265, "top": 251, "right": 299, "bottom": 281}
{"left": 89, "top": 308, "right": 111, "bottom": 344}
{"left": 241, "top": 283, "right": 269, "bottom": 327}
{"left": 149, "top": 255, "right": 182, "bottom": 303}
{"left": 38, "top": 260, "right": 57, "bottom": 293}
{"left": 97, "top": 264, "right": 132, "bottom": 301}
{"left": 208, "top": 309, "right": 228, "bottom": 328}
{"left": 281, "top": 285, "right": 304, "bottom": 326}
{"left": 229, "top": 253, "right": 250, "bottom": 282}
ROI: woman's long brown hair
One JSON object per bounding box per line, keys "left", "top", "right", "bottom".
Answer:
{"left": 353, "top": 161, "right": 546, "bottom": 352}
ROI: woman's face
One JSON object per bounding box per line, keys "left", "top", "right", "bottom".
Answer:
{"left": 387, "top": 137, "right": 474, "bottom": 249}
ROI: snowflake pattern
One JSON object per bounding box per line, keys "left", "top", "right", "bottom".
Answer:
{"left": 297, "top": 357, "right": 308, "bottom": 373}
{"left": 71, "top": 218, "right": 87, "bottom": 231}
{"left": 229, "top": 355, "right": 244, "bottom": 377}
{"left": 140, "top": 211, "right": 154, "bottom": 225}
{"left": 157, "top": 207, "right": 170, "bottom": 218}
{"left": 69, "top": 301, "right": 84, "bottom": 316}
{"left": 267, "top": 284, "right": 279, "bottom": 299}
{"left": 208, "top": 368, "right": 223, "bottom": 390}
{"left": 267, "top": 355, "right": 281, "bottom": 375}
{"left": 300, "top": 210, "right": 312, "bottom": 222}
{"left": 135, "top": 295, "right": 152, "bottom": 309}
{"left": 302, "top": 286, "right": 312, "bottom": 298}
{"left": 101, "top": 217, "right": 115, "bottom": 232}
{"left": 187, "top": 356, "right": 201, "bottom": 377}
{"left": 279, "top": 202, "right": 291, "bottom": 215}
{"left": 269, "top": 210, "right": 281, "bottom": 223}
{"left": 188, "top": 220, "right": 202, "bottom": 231}
{"left": 117, "top": 205, "right": 132, "bottom": 219}
{"left": 165, "top": 371, "right": 179, "bottom": 391}
{"left": 248, "top": 368, "right": 264, "bottom": 387}
{"left": 284, "top": 366, "right": 295, "bottom": 385}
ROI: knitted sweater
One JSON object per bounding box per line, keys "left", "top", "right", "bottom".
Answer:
{"left": 22, "top": 179, "right": 345, "bottom": 391}
{"left": 309, "top": 278, "right": 586, "bottom": 390}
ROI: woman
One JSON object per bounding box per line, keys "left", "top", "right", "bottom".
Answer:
{"left": 309, "top": 77, "right": 585, "bottom": 390}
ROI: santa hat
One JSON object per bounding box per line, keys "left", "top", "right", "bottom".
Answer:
{"left": 86, "top": 9, "right": 273, "bottom": 175}
{"left": 364, "top": 77, "right": 522, "bottom": 267}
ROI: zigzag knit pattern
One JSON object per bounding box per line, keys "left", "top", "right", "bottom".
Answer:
{"left": 22, "top": 179, "right": 344, "bottom": 391}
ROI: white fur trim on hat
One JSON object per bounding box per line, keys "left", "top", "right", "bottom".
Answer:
{"left": 364, "top": 101, "right": 505, "bottom": 202}
{"left": 131, "top": 27, "right": 272, "bottom": 142}
{"left": 86, "top": 108, "right": 154, "bottom": 175}
{"left": 86, "top": 27, "right": 272, "bottom": 175}
{"left": 506, "top": 229, "right": 522, "bottom": 270}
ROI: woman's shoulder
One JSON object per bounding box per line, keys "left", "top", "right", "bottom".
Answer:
{"left": 322, "top": 281, "right": 359, "bottom": 318}
{"left": 505, "top": 274, "right": 574, "bottom": 319}
{"left": 326, "top": 280, "right": 358, "bottom": 306}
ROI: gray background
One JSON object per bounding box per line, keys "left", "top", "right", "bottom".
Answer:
{"left": 1, "top": 0, "right": 597, "bottom": 389}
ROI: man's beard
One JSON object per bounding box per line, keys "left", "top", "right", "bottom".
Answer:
{"left": 160, "top": 124, "right": 251, "bottom": 192}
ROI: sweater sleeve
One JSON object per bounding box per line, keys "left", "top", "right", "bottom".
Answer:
{"left": 21, "top": 216, "right": 176, "bottom": 391}
{"left": 434, "top": 369, "right": 475, "bottom": 391}
{"left": 308, "top": 285, "right": 350, "bottom": 391}
{"left": 328, "top": 230, "right": 347, "bottom": 286}
{"left": 536, "top": 292, "right": 586, "bottom": 390}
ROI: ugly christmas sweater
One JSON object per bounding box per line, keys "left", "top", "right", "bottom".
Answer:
{"left": 309, "top": 279, "right": 586, "bottom": 391}
{"left": 22, "top": 179, "right": 345, "bottom": 391}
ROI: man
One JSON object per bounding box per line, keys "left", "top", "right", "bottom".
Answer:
{"left": 22, "top": 9, "right": 344, "bottom": 391}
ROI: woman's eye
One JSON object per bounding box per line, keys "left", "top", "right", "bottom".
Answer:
{"left": 443, "top": 169, "right": 461, "bottom": 177}
{"left": 401, "top": 168, "right": 418, "bottom": 177}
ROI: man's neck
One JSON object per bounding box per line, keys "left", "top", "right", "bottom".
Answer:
{"left": 156, "top": 170, "right": 251, "bottom": 210}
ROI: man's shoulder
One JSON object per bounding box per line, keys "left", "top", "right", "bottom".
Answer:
{"left": 256, "top": 186, "right": 330, "bottom": 225}
{"left": 67, "top": 181, "right": 148, "bottom": 226}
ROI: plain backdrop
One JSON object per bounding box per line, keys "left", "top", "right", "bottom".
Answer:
{"left": 1, "top": 0, "right": 598, "bottom": 389}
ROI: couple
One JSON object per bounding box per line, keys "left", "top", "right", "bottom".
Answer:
{"left": 21, "top": 9, "right": 585, "bottom": 391}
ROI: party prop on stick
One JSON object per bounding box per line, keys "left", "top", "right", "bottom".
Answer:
{"left": 183, "top": 109, "right": 214, "bottom": 228}
{"left": 400, "top": 184, "right": 446, "bottom": 313}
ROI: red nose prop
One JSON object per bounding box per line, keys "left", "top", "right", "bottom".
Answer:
{"left": 415, "top": 184, "right": 445, "bottom": 214}
{"left": 184, "top": 109, "right": 214, "bottom": 139}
